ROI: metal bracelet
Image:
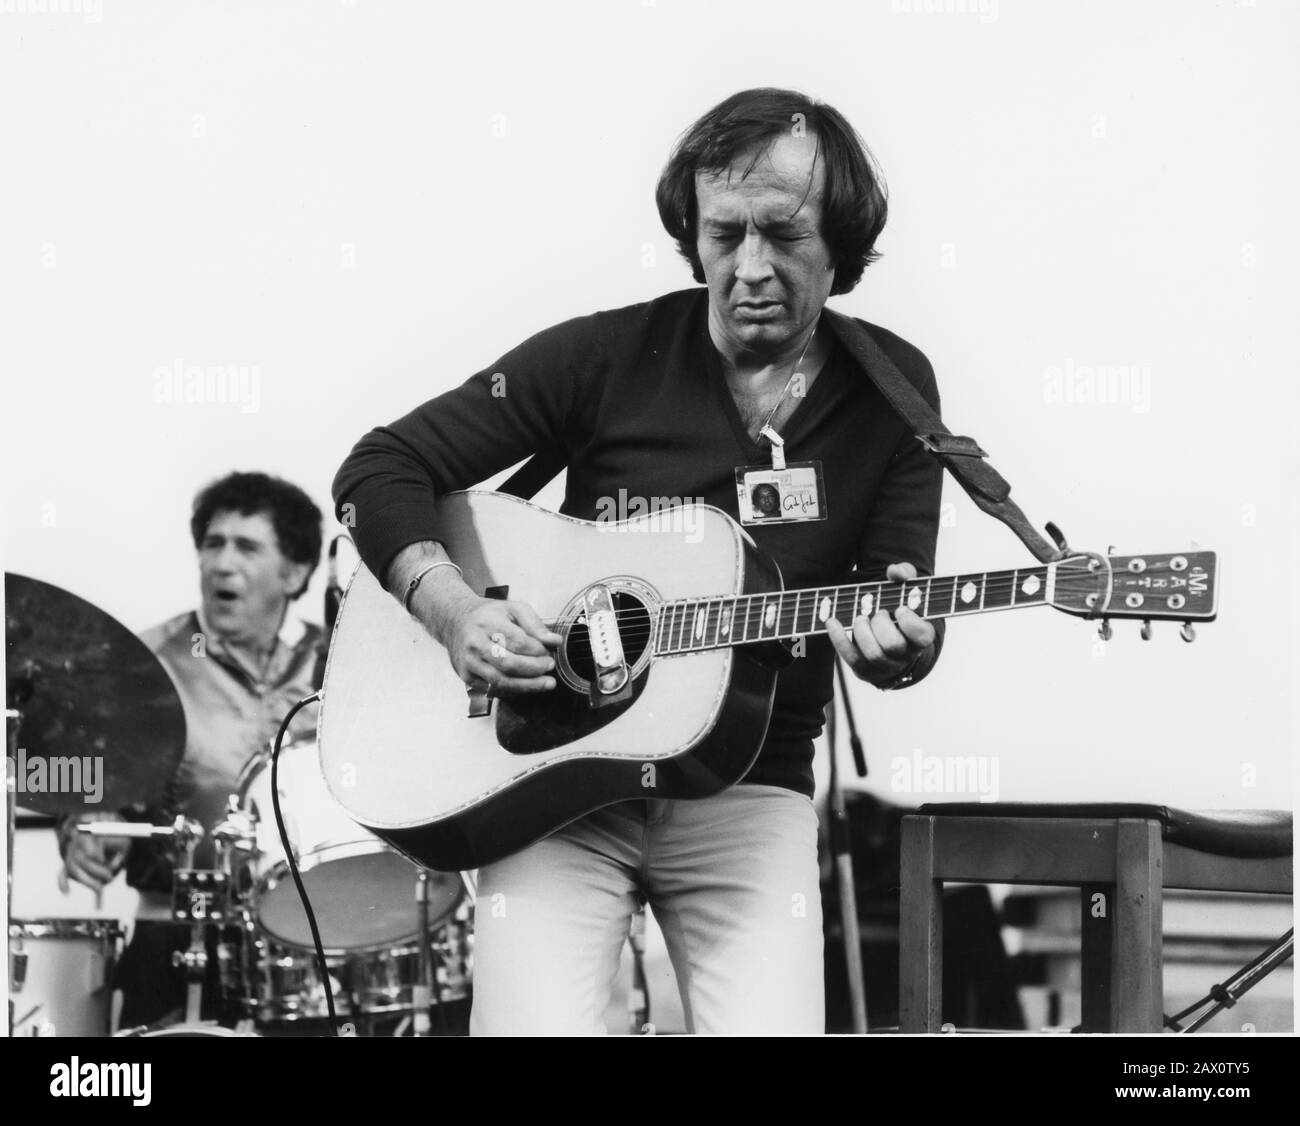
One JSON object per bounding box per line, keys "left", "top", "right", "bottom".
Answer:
{"left": 402, "top": 560, "right": 463, "bottom": 613}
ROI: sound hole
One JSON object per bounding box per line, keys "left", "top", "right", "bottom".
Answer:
{"left": 563, "top": 592, "right": 653, "bottom": 687}
{"left": 496, "top": 591, "right": 652, "bottom": 756}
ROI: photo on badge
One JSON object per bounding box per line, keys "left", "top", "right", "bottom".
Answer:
{"left": 735, "top": 461, "right": 828, "bottom": 526}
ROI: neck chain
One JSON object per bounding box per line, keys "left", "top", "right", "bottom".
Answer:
{"left": 757, "top": 324, "right": 819, "bottom": 437}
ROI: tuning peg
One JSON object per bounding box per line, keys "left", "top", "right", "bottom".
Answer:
{"left": 1140, "top": 620, "right": 1153, "bottom": 641}
{"left": 1180, "top": 621, "right": 1196, "bottom": 644}
{"left": 1097, "top": 620, "right": 1112, "bottom": 642}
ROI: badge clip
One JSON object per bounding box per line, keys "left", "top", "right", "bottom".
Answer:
{"left": 759, "top": 425, "right": 787, "bottom": 471}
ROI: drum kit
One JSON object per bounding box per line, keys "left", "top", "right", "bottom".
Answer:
{"left": 6, "top": 573, "right": 474, "bottom": 1037}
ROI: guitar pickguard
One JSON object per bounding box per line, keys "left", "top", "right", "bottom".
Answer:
{"left": 494, "top": 668, "right": 650, "bottom": 754}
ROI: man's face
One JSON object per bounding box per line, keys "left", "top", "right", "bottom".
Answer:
{"left": 696, "top": 132, "right": 837, "bottom": 360}
{"left": 198, "top": 510, "right": 308, "bottom": 647}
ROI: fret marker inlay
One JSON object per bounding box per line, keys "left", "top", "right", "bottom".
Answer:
{"left": 694, "top": 609, "right": 705, "bottom": 640}
{"left": 721, "top": 608, "right": 731, "bottom": 635}
{"left": 860, "top": 593, "right": 873, "bottom": 616}
{"left": 907, "top": 587, "right": 922, "bottom": 611}
{"left": 818, "top": 597, "right": 832, "bottom": 622}
{"left": 961, "top": 582, "right": 977, "bottom": 605}
{"left": 1022, "top": 575, "right": 1041, "bottom": 596}
{"left": 764, "top": 603, "right": 776, "bottom": 631}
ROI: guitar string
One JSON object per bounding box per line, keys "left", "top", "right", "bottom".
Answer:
{"left": 540, "top": 570, "right": 1056, "bottom": 615}
{"left": 548, "top": 576, "right": 1124, "bottom": 655}
{"left": 536, "top": 570, "right": 1076, "bottom": 629}
{"left": 540, "top": 585, "right": 1102, "bottom": 635}
{"left": 543, "top": 573, "right": 1171, "bottom": 656}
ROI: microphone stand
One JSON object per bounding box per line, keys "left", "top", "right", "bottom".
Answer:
{"left": 313, "top": 534, "right": 347, "bottom": 691}
{"left": 827, "top": 659, "right": 868, "bottom": 1033}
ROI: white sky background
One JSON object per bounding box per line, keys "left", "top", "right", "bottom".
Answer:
{"left": 2, "top": 0, "right": 1297, "bottom": 816}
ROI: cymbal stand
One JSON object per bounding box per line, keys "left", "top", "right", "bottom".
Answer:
{"left": 211, "top": 797, "right": 259, "bottom": 1013}
{"left": 166, "top": 817, "right": 211, "bottom": 1025}
{"left": 413, "top": 870, "right": 433, "bottom": 1036}
{"left": 6, "top": 710, "right": 22, "bottom": 1035}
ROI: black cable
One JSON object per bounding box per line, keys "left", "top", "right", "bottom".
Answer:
{"left": 1165, "top": 929, "right": 1293, "bottom": 1033}
{"left": 1167, "top": 928, "right": 1290, "bottom": 1025}
{"left": 269, "top": 692, "right": 340, "bottom": 1035}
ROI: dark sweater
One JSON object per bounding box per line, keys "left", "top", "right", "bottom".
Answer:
{"left": 333, "top": 287, "right": 944, "bottom": 797}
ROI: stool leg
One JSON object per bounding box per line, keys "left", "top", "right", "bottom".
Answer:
{"left": 900, "top": 815, "right": 943, "bottom": 1032}
{"left": 1114, "top": 819, "right": 1163, "bottom": 1032}
{"left": 1080, "top": 883, "right": 1113, "bottom": 1032}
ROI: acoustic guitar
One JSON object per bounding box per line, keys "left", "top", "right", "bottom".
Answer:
{"left": 319, "top": 491, "right": 1218, "bottom": 871}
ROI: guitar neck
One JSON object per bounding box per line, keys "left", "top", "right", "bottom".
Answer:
{"left": 653, "top": 564, "right": 1052, "bottom": 656}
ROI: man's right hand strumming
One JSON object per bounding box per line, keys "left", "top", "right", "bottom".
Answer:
{"left": 389, "top": 541, "right": 561, "bottom": 697}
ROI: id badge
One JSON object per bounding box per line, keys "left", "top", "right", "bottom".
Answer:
{"left": 735, "top": 461, "right": 827, "bottom": 525}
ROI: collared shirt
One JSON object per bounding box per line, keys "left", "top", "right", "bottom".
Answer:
{"left": 126, "top": 608, "right": 323, "bottom": 887}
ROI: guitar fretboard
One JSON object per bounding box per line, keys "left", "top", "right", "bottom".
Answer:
{"left": 653, "top": 566, "right": 1051, "bottom": 655}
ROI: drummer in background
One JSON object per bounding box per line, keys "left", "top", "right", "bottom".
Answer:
{"left": 58, "top": 470, "right": 325, "bottom": 1028}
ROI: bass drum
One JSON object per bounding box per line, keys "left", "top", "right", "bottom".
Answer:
{"left": 237, "top": 739, "right": 461, "bottom": 953}
{"left": 9, "top": 919, "right": 123, "bottom": 1037}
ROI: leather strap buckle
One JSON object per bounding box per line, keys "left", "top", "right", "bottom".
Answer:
{"left": 917, "top": 433, "right": 988, "bottom": 459}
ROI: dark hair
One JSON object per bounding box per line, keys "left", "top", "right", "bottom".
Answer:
{"left": 656, "top": 88, "right": 888, "bottom": 296}
{"left": 752, "top": 483, "right": 780, "bottom": 506}
{"left": 190, "top": 471, "right": 323, "bottom": 599}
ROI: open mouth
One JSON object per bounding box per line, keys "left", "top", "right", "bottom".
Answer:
{"left": 214, "top": 591, "right": 240, "bottom": 603}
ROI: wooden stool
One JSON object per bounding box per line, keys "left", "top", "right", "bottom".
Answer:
{"left": 899, "top": 803, "right": 1293, "bottom": 1032}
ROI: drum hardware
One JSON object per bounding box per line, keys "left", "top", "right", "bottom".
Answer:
{"left": 67, "top": 746, "right": 477, "bottom": 1036}
{"left": 65, "top": 800, "right": 479, "bottom": 1036}
{"left": 6, "top": 574, "right": 187, "bottom": 1034}
{"left": 3, "top": 569, "right": 479, "bottom": 1036}
{"left": 6, "top": 709, "right": 20, "bottom": 922}
{"left": 247, "top": 936, "right": 354, "bottom": 1026}
{"left": 413, "top": 869, "right": 435, "bottom": 1035}
{"left": 78, "top": 809, "right": 259, "bottom": 1027}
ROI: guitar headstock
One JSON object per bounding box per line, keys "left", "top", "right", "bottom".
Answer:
{"left": 1050, "top": 550, "right": 1218, "bottom": 638}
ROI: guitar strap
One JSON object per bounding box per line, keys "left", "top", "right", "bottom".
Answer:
{"left": 822, "top": 309, "right": 1067, "bottom": 564}
{"left": 499, "top": 310, "right": 1067, "bottom": 564}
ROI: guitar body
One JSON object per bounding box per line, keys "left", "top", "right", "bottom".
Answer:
{"left": 319, "top": 492, "right": 784, "bottom": 871}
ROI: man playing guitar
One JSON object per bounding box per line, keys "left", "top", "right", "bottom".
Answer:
{"left": 333, "top": 88, "right": 943, "bottom": 1034}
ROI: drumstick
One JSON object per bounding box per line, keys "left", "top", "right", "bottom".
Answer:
{"left": 78, "top": 822, "right": 164, "bottom": 838}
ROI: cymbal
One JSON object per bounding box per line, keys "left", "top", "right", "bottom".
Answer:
{"left": 5, "top": 573, "right": 186, "bottom": 815}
